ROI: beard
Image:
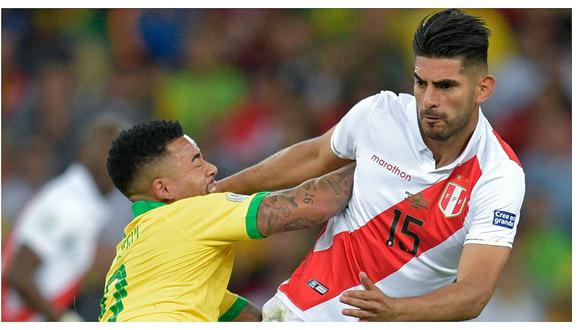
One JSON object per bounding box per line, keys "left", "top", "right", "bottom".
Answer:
{"left": 418, "top": 106, "right": 473, "bottom": 141}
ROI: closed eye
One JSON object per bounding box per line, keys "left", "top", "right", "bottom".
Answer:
{"left": 192, "top": 153, "right": 202, "bottom": 167}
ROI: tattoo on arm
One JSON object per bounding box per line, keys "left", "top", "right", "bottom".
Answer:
{"left": 257, "top": 163, "right": 355, "bottom": 236}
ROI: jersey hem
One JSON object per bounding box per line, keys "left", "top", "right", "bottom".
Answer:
{"left": 274, "top": 291, "right": 309, "bottom": 321}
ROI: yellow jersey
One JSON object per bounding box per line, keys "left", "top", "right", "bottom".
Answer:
{"left": 98, "top": 192, "right": 268, "bottom": 321}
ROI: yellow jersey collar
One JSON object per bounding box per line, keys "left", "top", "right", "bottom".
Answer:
{"left": 131, "top": 200, "right": 167, "bottom": 217}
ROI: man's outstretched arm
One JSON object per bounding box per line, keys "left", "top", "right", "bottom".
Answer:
{"left": 216, "top": 127, "right": 353, "bottom": 194}
{"left": 256, "top": 163, "right": 355, "bottom": 236}
{"left": 340, "top": 244, "right": 511, "bottom": 321}
{"left": 5, "top": 245, "right": 64, "bottom": 321}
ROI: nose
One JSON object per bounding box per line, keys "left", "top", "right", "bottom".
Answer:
{"left": 206, "top": 161, "right": 218, "bottom": 178}
{"left": 423, "top": 85, "right": 438, "bottom": 109}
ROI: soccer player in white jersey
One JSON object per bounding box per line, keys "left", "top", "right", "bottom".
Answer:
{"left": 1, "top": 116, "right": 126, "bottom": 321}
{"left": 216, "top": 9, "right": 525, "bottom": 321}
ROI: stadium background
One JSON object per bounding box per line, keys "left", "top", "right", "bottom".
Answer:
{"left": 1, "top": 8, "right": 571, "bottom": 321}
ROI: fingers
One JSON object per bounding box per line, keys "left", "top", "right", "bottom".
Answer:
{"left": 342, "top": 307, "right": 375, "bottom": 320}
{"left": 340, "top": 274, "right": 381, "bottom": 320}
{"left": 340, "top": 294, "right": 376, "bottom": 311}
{"left": 359, "top": 271, "right": 378, "bottom": 291}
{"left": 340, "top": 271, "right": 380, "bottom": 301}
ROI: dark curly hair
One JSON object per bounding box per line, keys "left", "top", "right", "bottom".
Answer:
{"left": 107, "top": 120, "right": 183, "bottom": 197}
{"left": 413, "top": 9, "right": 491, "bottom": 69}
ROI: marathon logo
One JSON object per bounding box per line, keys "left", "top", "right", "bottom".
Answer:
{"left": 307, "top": 279, "right": 329, "bottom": 295}
{"left": 492, "top": 210, "right": 516, "bottom": 229}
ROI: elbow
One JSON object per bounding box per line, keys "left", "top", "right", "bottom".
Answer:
{"left": 316, "top": 201, "right": 343, "bottom": 223}
{"left": 299, "top": 200, "right": 340, "bottom": 228}
{"left": 301, "top": 205, "right": 332, "bottom": 228}
{"left": 465, "top": 304, "right": 485, "bottom": 320}
{"left": 465, "top": 290, "right": 493, "bottom": 320}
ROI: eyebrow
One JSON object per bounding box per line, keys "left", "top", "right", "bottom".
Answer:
{"left": 413, "top": 72, "right": 424, "bottom": 82}
{"left": 413, "top": 72, "right": 460, "bottom": 87}
{"left": 192, "top": 152, "right": 201, "bottom": 163}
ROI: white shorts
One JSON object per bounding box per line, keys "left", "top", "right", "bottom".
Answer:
{"left": 262, "top": 295, "right": 304, "bottom": 322}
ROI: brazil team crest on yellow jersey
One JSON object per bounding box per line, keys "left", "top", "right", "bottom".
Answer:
{"left": 226, "top": 193, "right": 250, "bottom": 202}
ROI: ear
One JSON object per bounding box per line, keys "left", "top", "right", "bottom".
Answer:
{"left": 151, "top": 177, "right": 175, "bottom": 202}
{"left": 475, "top": 74, "right": 496, "bottom": 104}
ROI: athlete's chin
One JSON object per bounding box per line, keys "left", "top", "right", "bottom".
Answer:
{"left": 422, "top": 126, "right": 450, "bottom": 141}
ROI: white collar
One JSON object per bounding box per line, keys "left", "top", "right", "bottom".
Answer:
{"left": 413, "top": 108, "right": 486, "bottom": 172}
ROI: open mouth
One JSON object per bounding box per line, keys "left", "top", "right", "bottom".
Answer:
{"left": 207, "top": 181, "right": 216, "bottom": 193}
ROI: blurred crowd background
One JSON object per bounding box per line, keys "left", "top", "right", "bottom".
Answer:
{"left": 1, "top": 8, "right": 572, "bottom": 321}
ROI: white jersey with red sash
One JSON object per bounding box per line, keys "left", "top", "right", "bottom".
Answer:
{"left": 1, "top": 164, "right": 111, "bottom": 321}
{"left": 274, "top": 91, "right": 525, "bottom": 321}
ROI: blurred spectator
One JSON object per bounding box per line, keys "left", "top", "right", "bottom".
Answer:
{"left": 208, "top": 69, "right": 310, "bottom": 176}
{"left": 1, "top": 135, "right": 55, "bottom": 226}
{"left": 1, "top": 115, "right": 130, "bottom": 321}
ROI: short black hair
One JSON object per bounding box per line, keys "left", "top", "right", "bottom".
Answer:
{"left": 107, "top": 119, "right": 183, "bottom": 197}
{"left": 413, "top": 9, "right": 491, "bottom": 68}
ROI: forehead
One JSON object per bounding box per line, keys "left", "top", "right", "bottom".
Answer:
{"left": 414, "top": 56, "right": 465, "bottom": 80}
{"left": 166, "top": 135, "right": 200, "bottom": 156}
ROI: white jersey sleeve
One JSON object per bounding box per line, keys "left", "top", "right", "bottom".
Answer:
{"left": 465, "top": 161, "right": 525, "bottom": 248}
{"left": 330, "top": 94, "right": 379, "bottom": 160}
{"left": 17, "top": 199, "right": 84, "bottom": 260}
{"left": 16, "top": 202, "right": 62, "bottom": 259}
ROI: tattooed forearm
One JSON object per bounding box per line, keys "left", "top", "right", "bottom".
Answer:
{"left": 319, "top": 163, "right": 356, "bottom": 196}
{"left": 278, "top": 218, "right": 311, "bottom": 232}
{"left": 257, "top": 163, "right": 355, "bottom": 236}
{"left": 258, "top": 192, "right": 298, "bottom": 236}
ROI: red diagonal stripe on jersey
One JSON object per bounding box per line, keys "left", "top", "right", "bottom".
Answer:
{"left": 280, "top": 157, "right": 482, "bottom": 311}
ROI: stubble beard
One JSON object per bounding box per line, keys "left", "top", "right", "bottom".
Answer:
{"left": 418, "top": 106, "right": 473, "bottom": 142}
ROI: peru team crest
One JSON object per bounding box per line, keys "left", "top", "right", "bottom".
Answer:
{"left": 438, "top": 182, "right": 467, "bottom": 218}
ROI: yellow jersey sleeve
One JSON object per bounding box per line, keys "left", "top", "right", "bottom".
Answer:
{"left": 218, "top": 290, "right": 249, "bottom": 321}
{"left": 165, "top": 192, "right": 269, "bottom": 243}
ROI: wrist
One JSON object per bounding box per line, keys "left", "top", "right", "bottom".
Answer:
{"left": 388, "top": 297, "right": 405, "bottom": 321}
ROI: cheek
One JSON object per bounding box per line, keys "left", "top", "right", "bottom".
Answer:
{"left": 188, "top": 173, "right": 206, "bottom": 193}
{"left": 444, "top": 92, "right": 467, "bottom": 115}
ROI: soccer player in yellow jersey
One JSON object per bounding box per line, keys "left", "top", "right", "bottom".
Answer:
{"left": 99, "top": 120, "right": 355, "bottom": 321}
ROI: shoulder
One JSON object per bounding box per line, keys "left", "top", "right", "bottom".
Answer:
{"left": 160, "top": 192, "right": 257, "bottom": 219}
{"left": 344, "top": 91, "right": 414, "bottom": 126}
{"left": 473, "top": 128, "right": 525, "bottom": 199}
{"left": 478, "top": 125, "right": 524, "bottom": 173}
{"left": 365, "top": 91, "right": 414, "bottom": 113}
{"left": 488, "top": 129, "right": 522, "bottom": 168}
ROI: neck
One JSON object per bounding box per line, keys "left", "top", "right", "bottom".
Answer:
{"left": 129, "top": 194, "right": 165, "bottom": 203}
